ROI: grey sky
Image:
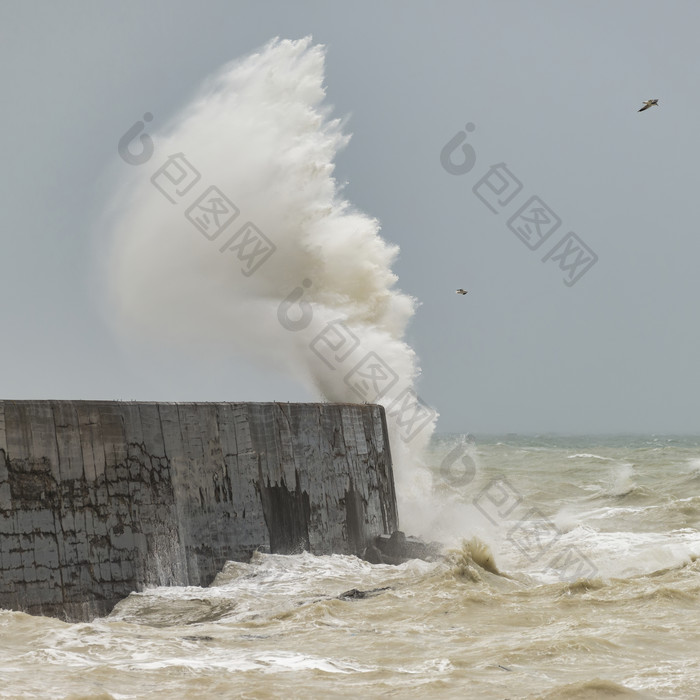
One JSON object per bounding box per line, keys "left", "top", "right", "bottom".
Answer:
{"left": 1, "top": 0, "right": 699, "bottom": 434}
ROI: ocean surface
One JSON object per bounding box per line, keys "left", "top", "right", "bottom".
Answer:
{"left": 2, "top": 434, "right": 699, "bottom": 699}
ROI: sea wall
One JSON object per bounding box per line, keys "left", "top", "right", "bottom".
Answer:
{"left": 0, "top": 400, "right": 397, "bottom": 621}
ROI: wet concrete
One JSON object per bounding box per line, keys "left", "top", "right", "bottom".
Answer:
{"left": 0, "top": 401, "right": 397, "bottom": 621}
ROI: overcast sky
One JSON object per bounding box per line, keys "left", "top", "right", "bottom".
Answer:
{"left": 2, "top": 0, "right": 699, "bottom": 434}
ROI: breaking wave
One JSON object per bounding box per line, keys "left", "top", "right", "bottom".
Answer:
{"left": 99, "top": 37, "right": 437, "bottom": 526}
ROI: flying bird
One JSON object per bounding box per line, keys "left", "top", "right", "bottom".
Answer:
{"left": 638, "top": 99, "right": 659, "bottom": 112}
{"left": 456, "top": 289, "right": 468, "bottom": 295}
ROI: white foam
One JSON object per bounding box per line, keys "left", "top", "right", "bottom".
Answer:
{"left": 525, "top": 527, "right": 700, "bottom": 582}
{"left": 684, "top": 457, "right": 700, "bottom": 475}
{"left": 605, "top": 462, "right": 637, "bottom": 497}
{"left": 567, "top": 453, "right": 614, "bottom": 461}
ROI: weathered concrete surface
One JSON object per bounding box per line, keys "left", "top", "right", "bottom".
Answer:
{"left": 0, "top": 401, "right": 397, "bottom": 621}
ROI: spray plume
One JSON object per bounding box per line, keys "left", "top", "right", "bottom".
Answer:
{"left": 102, "top": 37, "right": 437, "bottom": 530}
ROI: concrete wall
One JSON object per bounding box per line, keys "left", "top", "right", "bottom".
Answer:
{"left": 0, "top": 401, "right": 397, "bottom": 621}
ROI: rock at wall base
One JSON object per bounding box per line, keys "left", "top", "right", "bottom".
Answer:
{"left": 362, "top": 530, "right": 443, "bottom": 565}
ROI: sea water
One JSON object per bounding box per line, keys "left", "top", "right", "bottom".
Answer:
{"left": 81, "top": 35, "right": 700, "bottom": 700}
{"left": 2, "top": 434, "right": 699, "bottom": 699}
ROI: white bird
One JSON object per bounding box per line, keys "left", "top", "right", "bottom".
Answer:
{"left": 638, "top": 99, "right": 659, "bottom": 112}
{"left": 456, "top": 289, "right": 468, "bottom": 295}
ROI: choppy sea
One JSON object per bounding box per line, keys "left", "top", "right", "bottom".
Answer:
{"left": 2, "top": 434, "right": 699, "bottom": 699}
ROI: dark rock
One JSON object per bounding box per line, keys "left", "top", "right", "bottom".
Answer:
{"left": 182, "top": 635, "right": 215, "bottom": 642}
{"left": 337, "top": 586, "right": 390, "bottom": 600}
{"left": 363, "top": 530, "right": 443, "bottom": 565}
{"left": 361, "top": 543, "right": 384, "bottom": 564}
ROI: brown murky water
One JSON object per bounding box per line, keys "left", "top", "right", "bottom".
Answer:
{"left": 2, "top": 435, "right": 699, "bottom": 699}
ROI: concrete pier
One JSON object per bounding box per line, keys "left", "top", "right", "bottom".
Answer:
{"left": 0, "top": 400, "right": 397, "bottom": 621}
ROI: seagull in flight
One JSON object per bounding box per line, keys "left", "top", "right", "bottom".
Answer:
{"left": 638, "top": 99, "right": 659, "bottom": 112}
{"left": 456, "top": 289, "right": 468, "bottom": 295}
